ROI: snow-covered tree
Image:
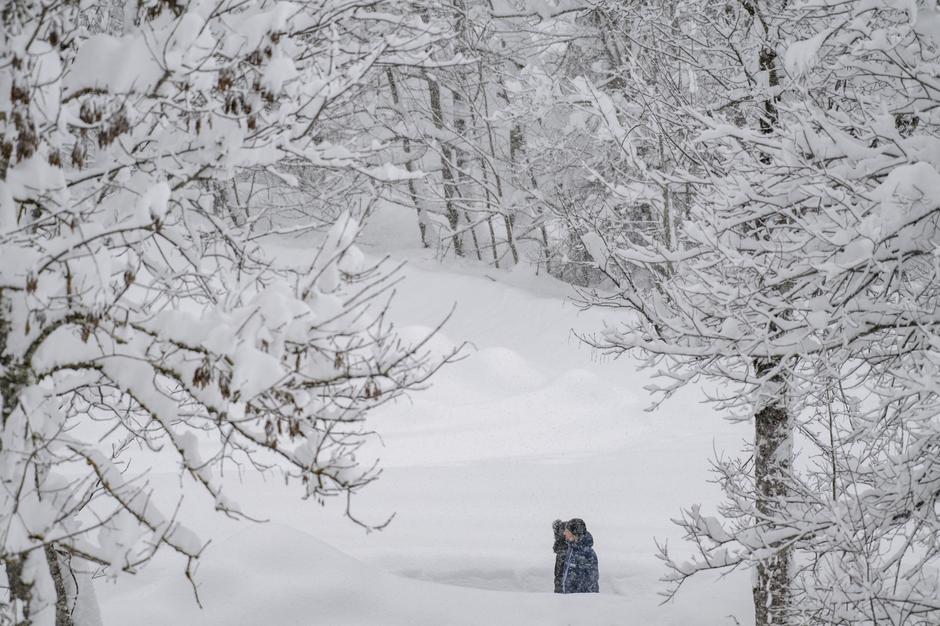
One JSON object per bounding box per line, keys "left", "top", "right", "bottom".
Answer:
{"left": 369, "top": 1, "right": 599, "bottom": 271}
{"left": 576, "top": 0, "right": 940, "bottom": 624}
{"left": 367, "top": 0, "right": 529, "bottom": 264}
{"left": 1, "top": 1, "right": 455, "bottom": 623}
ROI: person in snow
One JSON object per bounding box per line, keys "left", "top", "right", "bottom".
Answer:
{"left": 560, "top": 518, "right": 599, "bottom": 594}
{"left": 552, "top": 519, "right": 567, "bottom": 593}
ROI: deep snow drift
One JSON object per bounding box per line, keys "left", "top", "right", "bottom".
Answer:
{"left": 96, "top": 212, "right": 753, "bottom": 625}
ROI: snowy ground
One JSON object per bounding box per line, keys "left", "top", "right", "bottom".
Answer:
{"left": 96, "top": 210, "right": 754, "bottom": 625}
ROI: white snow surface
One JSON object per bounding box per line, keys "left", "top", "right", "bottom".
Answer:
{"left": 96, "top": 207, "right": 752, "bottom": 625}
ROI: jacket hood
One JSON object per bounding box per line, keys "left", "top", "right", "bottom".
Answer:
{"left": 574, "top": 531, "right": 594, "bottom": 549}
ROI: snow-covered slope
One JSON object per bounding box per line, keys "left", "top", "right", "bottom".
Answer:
{"left": 97, "top": 219, "right": 753, "bottom": 625}
{"left": 104, "top": 522, "right": 639, "bottom": 626}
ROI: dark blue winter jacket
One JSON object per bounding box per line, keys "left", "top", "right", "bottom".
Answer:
{"left": 561, "top": 531, "right": 599, "bottom": 593}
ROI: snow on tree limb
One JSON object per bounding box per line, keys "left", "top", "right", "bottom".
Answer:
{"left": 1, "top": 0, "right": 458, "bottom": 621}
{"left": 569, "top": 1, "right": 940, "bottom": 623}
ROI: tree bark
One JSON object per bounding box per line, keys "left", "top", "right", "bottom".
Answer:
{"left": 753, "top": 359, "right": 792, "bottom": 626}
{"left": 45, "top": 546, "right": 74, "bottom": 626}
{"left": 426, "top": 73, "right": 463, "bottom": 256}
{"left": 507, "top": 124, "right": 549, "bottom": 267}
{"left": 384, "top": 68, "right": 428, "bottom": 248}
{"left": 479, "top": 79, "right": 518, "bottom": 265}
{"left": 743, "top": 2, "right": 790, "bottom": 622}
{"left": 4, "top": 555, "right": 34, "bottom": 626}
{"left": 452, "top": 92, "right": 481, "bottom": 260}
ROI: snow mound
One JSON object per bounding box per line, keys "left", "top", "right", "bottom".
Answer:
{"left": 436, "top": 346, "right": 547, "bottom": 399}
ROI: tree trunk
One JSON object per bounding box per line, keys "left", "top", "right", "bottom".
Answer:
{"left": 473, "top": 86, "right": 500, "bottom": 267}
{"left": 384, "top": 68, "right": 428, "bottom": 248}
{"left": 480, "top": 100, "right": 517, "bottom": 265}
{"left": 507, "top": 124, "right": 549, "bottom": 267}
{"left": 452, "top": 92, "right": 481, "bottom": 260}
{"left": 753, "top": 358, "right": 792, "bottom": 626}
{"left": 426, "top": 73, "right": 463, "bottom": 256}
{"left": 450, "top": 0, "right": 481, "bottom": 261}
{"left": 45, "top": 546, "right": 74, "bottom": 626}
{"left": 744, "top": 3, "right": 789, "bottom": 621}
{"left": 43, "top": 547, "right": 103, "bottom": 626}
{"left": 4, "top": 555, "right": 35, "bottom": 626}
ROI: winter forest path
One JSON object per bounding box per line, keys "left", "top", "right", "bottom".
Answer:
{"left": 98, "top": 228, "right": 753, "bottom": 625}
